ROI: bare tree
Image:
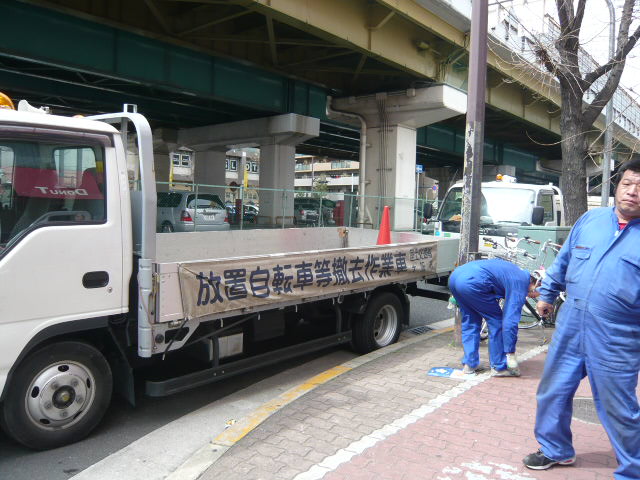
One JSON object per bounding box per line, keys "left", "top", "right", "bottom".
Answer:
{"left": 533, "top": 0, "right": 640, "bottom": 224}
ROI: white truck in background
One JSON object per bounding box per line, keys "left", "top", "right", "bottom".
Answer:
{"left": 424, "top": 175, "right": 565, "bottom": 253}
{"left": 0, "top": 97, "right": 459, "bottom": 450}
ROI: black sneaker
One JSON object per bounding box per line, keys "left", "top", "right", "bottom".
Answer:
{"left": 523, "top": 450, "right": 576, "bottom": 470}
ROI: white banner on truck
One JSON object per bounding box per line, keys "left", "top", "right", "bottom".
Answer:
{"left": 178, "top": 240, "right": 438, "bottom": 319}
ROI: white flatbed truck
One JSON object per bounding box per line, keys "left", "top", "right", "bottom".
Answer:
{"left": 0, "top": 101, "right": 459, "bottom": 449}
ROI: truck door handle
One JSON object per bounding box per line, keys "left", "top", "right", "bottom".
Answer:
{"left": 83, "top": 271, "right": 109, "bottom": 289}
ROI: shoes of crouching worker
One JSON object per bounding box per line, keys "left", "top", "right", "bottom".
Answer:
{"left": 462, "top": 364, "right": 485, "bottom": 374}
{"left": 506, "top": 353, "right": 519, "bottom": 370}
{"left": 491, "top": 367, "right": 520, "bottom": 377}
{"left": 523, "top": 449, "right": 576, "bottom": 470}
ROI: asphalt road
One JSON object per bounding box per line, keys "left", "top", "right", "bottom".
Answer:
{"left": 0, "top": 291, "right": 451, "bottom": 480}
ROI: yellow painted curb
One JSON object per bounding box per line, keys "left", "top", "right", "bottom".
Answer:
{"left": 432, "top": 326, "right": 454, "bottom": 334}
{"left": 211, "top": 325, "right": 455, "bottom": 447}
{"left": 213, "top": 365, "right": 351, "bottom": 446}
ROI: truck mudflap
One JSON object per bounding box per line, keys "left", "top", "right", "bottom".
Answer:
{"left": 176, "top": 239, "right": 439, "bottom": 321}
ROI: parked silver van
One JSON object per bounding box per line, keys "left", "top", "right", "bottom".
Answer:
{"left": 157, "top": 192, "right": 230, "bottom": 232}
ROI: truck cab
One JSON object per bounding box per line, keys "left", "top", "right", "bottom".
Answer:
{"left": 428, "top": 176, "right": 564, "bottom": 251}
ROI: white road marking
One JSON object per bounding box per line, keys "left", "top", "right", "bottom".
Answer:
{"left": 293, "top": 345, "right": 548, "bottom": 480}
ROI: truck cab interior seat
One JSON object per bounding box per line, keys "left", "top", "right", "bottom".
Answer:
{"left": 74, "top": 167, "right": 105, "bottom": 221}
{"left": 9, "top": 168, "right": 60, "bottom": 241}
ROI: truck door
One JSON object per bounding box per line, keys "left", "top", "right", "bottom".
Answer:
{"left": 536, "top": 190, "right": 557, "bottom": 226}
{"left": 0, "top": 128, "right": 126, "bottom": 365}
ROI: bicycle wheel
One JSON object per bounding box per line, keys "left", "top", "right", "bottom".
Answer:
{"left": 548, "top": 296, "right": 564, "bottom": 326}
{"left": 480, "top": 318, "right": 489, "bottom": 341}
{"left": 518, "top": 298, "right": 542, "bottom": 329}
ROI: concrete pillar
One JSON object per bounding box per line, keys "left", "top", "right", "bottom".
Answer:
{"left": 178, "top": 114, "right": 319, "bottom": 227}
{"left": 330, "top": 85, "right": 467, "bottom": 230}
{"left": 482, "top": 164, "right": 515, "bottom": 181}
{"left": 193, "top": 150, "right": 227, "bottom": 202}
{"left": 258, "top": 143, "right": 296, "bottom": 226}
{"left": 365, "top": 124, "right": 417, "bottom": 229}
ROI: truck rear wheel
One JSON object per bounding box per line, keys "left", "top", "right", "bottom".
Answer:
{"left": 2, "top": 341, "right": 112, "bottom": 450}
{"left": 352, "top": 292, "right": 403, "bottom": 354}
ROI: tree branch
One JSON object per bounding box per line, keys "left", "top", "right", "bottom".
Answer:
{"left": 534, "top": 44, "right": 558, "bottom": 76}
{"left": 533, "top": 36, "right": 585, "bottom": 95}
{"left": 584, "top": 22, "right": 640, "bottom": 88}
{"left": 554, "top": 1, "right": 580, "bottom": 67}
{"left": 582, "top": 59, "right": 625, "bottom": 128}
{"left": 617, "top": 0, "right": 635, "bottom": 44}
{"left": 572, "top": 0, "right": 586, "bottom": 32}
{"left": 555, "top": 0, "right": 573, "bottom": 31}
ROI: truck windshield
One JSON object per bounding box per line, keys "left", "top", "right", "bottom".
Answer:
{"left": 0, "top": 135, "right": 106, "bottom": 251}
{"left": 438, "top": 186, "right": 535, "bottom": 225}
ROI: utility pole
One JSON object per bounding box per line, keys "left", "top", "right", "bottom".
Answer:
{"left": 601, "top": 0, "right": 615, "bottom": 207}
{"left": 458, "top": 0, "right": 488, "bottom": 267}
{"left": 455, "top": 0, "right": 488, "bottom": 346}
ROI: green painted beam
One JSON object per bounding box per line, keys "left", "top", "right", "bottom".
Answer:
{"left": 0, "top": 69, "right": 244, "bottom": 126}
{"left": 1, "top": 0, "right": 326, "bottom": 118}
{"left": 418, "top": 124, "right": 543, "bottom": 170}
{"left": 1, "top": 0, "right": 552, "bottom": 180}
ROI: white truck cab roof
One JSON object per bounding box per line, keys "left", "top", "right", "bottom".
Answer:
{"left": 0, "top": 108, "right": 118, "bottom": 136}
{"left": 449, "top": 180, "right": 560, "bottom": 193}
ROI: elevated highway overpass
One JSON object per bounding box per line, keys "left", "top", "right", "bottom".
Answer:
{"left": 1, "top": 0, "right": 637, "bottom": 201}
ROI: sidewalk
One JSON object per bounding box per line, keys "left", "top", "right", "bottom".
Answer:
{"left": 189, "top": 325, "right": 617, "bottom": 480}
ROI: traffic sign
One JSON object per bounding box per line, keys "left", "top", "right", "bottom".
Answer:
{"left": 415, "top": 164, "right": 424, "bottom": 174}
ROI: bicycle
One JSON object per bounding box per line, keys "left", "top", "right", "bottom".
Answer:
{"left": 477, "top": 236, "right": 553, "bottom": 334}
{"left": 454, "top": 236, "right": 559, "bottom": 343}
{"left": 534, "top": 240, "right": 566, "bottom": 325}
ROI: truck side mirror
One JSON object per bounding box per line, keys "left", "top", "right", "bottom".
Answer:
{"left": 422, "top": 203, "right": 433, "bottom": 219}
{"left": 532, "top": 206, "right": 545, "bottom": 225}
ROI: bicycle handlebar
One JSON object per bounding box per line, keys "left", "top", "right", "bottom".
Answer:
{"left": 506, "top": 235, "right": 540, "bottom": 244}
{"left": 540, "top": 240, "right": 562, "bottom": 253}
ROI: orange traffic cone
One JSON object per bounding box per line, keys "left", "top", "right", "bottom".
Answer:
{"left": 377, "top": 206, "right": 391, "bottom": 245}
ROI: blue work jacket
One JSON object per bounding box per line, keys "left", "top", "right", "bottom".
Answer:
{"left": 461, "top": 258, "right": 530, "bottom": 327}
{"left": 539, "top": 207, "right": 640, "bottom": 369}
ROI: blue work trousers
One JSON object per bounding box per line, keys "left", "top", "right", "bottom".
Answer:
{"left": 449, "top": 277, "right": 508, "bottom": 371}
{"left": 535, "top": 300, "right": 640, "bottom": 480}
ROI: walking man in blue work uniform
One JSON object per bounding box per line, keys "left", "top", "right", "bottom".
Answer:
{"left": 523, "top": 159, "right": 640, "bottom": 479}
{"left": 448, "top": 258, "right": 540, "bottom": 377}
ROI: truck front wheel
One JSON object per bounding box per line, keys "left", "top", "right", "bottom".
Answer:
{"left": 352, "top": 292, "right": 403, "bottom": 354}
{"left": 2, "top": 341, "right": 113, "bottom": 450}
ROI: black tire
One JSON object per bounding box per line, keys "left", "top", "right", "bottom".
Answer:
{"left": 161, "top": 222, "right": 174, "bottom": 233}
{"left": 352, "top": 292, "right": 403, "bottom": 354}
{"left": 518, "top": 298, "right": 542, "bottom": 329}
{"left": 1, "top": 341, "right": 113, "bottom": 450}
{"left": 550, "top": 296, "right": 564, "bottom": 326}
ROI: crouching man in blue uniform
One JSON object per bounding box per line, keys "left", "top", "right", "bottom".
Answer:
{"left": 448, "top": 258, "right": 540, "bottom": 377}
{"left": 523, "top": 159, "right": 640, "bottom": 479}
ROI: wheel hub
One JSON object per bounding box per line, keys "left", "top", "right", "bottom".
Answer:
{"left": 26, "top": 362, "right": 95, "bottom": 429}
{"left": 373, "top": 304, "right": 398, "bottom": 346}
{"left": 52, "top": 386, "right": 76, "bottom": 409}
